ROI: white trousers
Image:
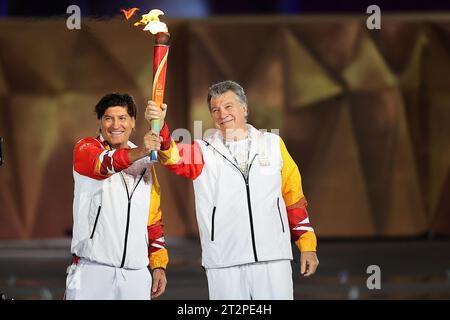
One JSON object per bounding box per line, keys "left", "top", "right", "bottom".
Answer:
{"left": 64, "top": 259, "right": 152, "bottom": 300}
{"left": 205, "top": 260, "right": 293, "bottom": 300}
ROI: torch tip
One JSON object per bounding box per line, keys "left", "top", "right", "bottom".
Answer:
{"left": 155, "top": 32, "right": 171, "bottom": 45}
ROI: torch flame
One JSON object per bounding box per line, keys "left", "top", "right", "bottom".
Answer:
{"left": 134, "top": 9, "right": 168, "bottom": 34}
{"left": 121, "top": 8, "right": 139, "bottom": 20}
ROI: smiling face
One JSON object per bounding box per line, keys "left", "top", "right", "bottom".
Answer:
{"left": 100, "top": 106, "right": 135, "bottom": 149}
{"left": 210, "top": 90, "right": 248, "bottom": 139}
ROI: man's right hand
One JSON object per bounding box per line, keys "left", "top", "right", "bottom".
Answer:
{"left": 143, "top": 130, "right": 162, "bottom": 154}
{"left": 128, "top": 130, "right": 162, "bottom": 163}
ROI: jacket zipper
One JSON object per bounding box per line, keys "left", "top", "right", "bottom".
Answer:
{"left": 245, "top": 156, "right": 258, "bottom": 262}
{"left": 119, "top": 168, "right": 146, "bottom": 268}
{"left": 90, "top": 206, "right": 102, "bottom": 239}
{"left": 211, "top": 206, "right": 216, "bottom": 241}
{"left": 203, "top": 141, "right": 259, "bottom": 262}
{"left": 276, "top": 197, "right": 285, "bottom": 233}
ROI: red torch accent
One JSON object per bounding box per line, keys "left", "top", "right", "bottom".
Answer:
{"left": 121, "top": 8, "right": 169, "bottom": 161}
{"left": 150, "top": 32, "right": 170, "bottom": 161}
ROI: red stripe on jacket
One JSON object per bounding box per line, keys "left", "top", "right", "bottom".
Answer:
{"left": 148, "top": 220, "right": 165, "bottom": 254}
{"left": 287, "top": 203, "right": 313, "bottom": 240}
{"left": 74, "top": 137, "right": 132, "bottom": 180}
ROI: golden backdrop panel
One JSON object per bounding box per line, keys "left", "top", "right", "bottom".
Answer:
{"left": 302, "top": 100, "right": 375, "bottom": 236}
{"left": 0, "top": 17, "right": 449, "bottom": 239}
{"left": 0, "top": 19, "right": 80, "bottom": 94}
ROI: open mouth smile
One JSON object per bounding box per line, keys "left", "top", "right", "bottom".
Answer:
{"left": 220, "top": 118, "right": 233, "bottom": 125}
{"left": 109, "top": 131, "right": 124, "bottom": 137}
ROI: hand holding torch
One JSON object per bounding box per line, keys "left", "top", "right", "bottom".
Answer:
{"left": 123, "top": 9, "right": 170, "bottom": 161}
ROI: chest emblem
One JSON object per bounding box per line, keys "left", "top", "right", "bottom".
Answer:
{"left": 258, "top": 154, "right": 270, "bottom": 166}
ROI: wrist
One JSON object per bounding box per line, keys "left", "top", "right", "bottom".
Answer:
{"left": 127, "top": 146, "right": 148, "bottom": 163}
{"left": 151, "top": 267, "right": 166, "bottom": 274}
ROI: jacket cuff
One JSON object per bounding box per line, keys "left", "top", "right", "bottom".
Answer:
{"left": 158, "top": 140, "right": 181, "bottom": 166}
{"left": 295, "top": 231, "right": 317, "bottom": 252}
{"left": 159, "top": 122, "right": 171, "bottom": 151}
{"left": 149, "top": 248, "right": 169, "bottom": 270}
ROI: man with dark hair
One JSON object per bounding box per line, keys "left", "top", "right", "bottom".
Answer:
{"left": 95, "top": 93, "right": 138, "bottom": 119}
{"left": 147, "top": 80, "right": 319, "bottom": 300}
{"left": 65, "top": 93, "right": 169, "bottom": 300}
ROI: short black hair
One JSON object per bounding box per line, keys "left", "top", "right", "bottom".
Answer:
{"left": 94, "top": 93, "right": 137, "bottom": 120}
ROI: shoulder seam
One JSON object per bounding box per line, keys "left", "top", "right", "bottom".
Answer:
{"left": 76, "top": 137, "right": 104, "bottom": 148}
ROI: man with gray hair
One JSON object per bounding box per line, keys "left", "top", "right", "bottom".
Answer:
{"left": 147, "top": 80, "right": 319, "bottom": 299}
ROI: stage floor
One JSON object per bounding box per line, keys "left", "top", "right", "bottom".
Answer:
{"left": 1, "top": 237, "right": 449, "bottom": 300}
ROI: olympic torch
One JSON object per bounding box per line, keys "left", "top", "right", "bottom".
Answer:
{"left": 123, "top": 9, "right": 170, "bottom": 161}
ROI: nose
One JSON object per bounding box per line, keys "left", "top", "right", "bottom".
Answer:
{"left": 218, "top": 108, "right": 228, "bottom": 119}
{"left": 111, "top": 118, "right": 120, "bottom": 128}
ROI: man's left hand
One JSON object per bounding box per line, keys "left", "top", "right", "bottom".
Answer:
{"left": 151, "top": 268, "right": 167, "bottom": 299}
{"left": 145, "top": 101, "right": 167, "bottom": 126}
{"left": 300, "top": 251, "right": 319, "bottom": 277}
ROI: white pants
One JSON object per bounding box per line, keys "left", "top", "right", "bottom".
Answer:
{"left": 205, "top": 260, "right": 293, "bottom": 300}
{"left": 64, "top": 259, "right": 152, "bottom": 300}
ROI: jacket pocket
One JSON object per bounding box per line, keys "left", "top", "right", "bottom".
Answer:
{"left": 276, "top": 198, "right": 285, "bottom": 233}
{"left": 90, "top": 206, "right": 101, "bottom": 239}
{"left": 211, "top": 206, "right": 216, "bottom": 241}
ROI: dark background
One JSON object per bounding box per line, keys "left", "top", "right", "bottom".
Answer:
{"left": 2, "top": 0, "right": 450, "bottom": 17}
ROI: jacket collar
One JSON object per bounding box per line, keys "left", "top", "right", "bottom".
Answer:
{"left": 205, "top": 124, "right": 262, "bottom": 163}
{"left": 98, "top": 134, "right": 137, "bottom": 150}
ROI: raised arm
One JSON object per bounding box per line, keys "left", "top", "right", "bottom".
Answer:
{"left": 74, "top": 131, "right": 161, "bottom": 180}
{"left": 145, "top": 100, "right": 205, "bottom": 180}
{"left": 157, "top": 123, "right": 205, "bottom": 180}
{"left": 73, "top": 138, "right": 132, "bottom": 180}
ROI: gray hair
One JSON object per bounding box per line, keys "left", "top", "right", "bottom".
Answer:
{"left": 207, "top": 80, "right": 248, "bottom": 110}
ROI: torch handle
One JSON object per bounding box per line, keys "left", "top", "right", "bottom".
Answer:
{"left": 149, "top": 97, "right": 163, "bottom": 161}
{"left": 150, "top": 150, "right": 158, "bottom": 161}
{"left": 149, "top": 118, "right": 162, "bottom": 161}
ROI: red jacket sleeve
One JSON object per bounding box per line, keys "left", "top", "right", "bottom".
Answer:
{"left": 73, "top": 138, "right": 132, "bottom": 180}
{"left": 158, "top": 123, "right": 205, "bottom": 180}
